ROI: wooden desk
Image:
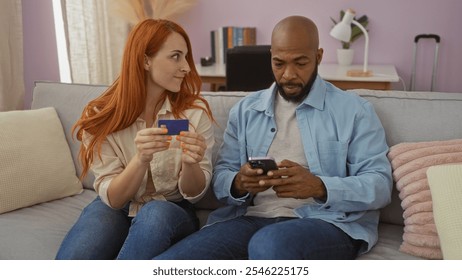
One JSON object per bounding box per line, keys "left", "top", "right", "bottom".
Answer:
{"left": 195, "top": 63, "right": 226, "bottom": 91}
{"left": 196, "top": 63, "right": 399, "bottom": 91}
{"left": 318, "top": 64, "right": 400, "bottom": 90}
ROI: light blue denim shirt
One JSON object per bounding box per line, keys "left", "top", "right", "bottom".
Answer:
{"left": 209, "top": 76, "right": 393, "bottom": 254}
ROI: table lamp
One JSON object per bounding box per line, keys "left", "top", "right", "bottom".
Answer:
{"left": 330, "top": 8, "right": 372, "bottom": 77}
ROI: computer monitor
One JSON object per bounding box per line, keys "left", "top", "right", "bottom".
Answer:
{"left": 225, "top": 45, "right": 273, "bottom": 91}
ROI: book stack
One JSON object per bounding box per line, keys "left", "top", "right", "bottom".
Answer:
{"left": 210, "top": 26, "right": 257, "bottom": 65}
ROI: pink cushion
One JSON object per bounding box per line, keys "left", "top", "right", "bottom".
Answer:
{"left": 387, "top": 138, "right": 462, "bottom": 259}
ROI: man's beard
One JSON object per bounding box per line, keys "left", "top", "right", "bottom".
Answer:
{"left": 275, "top": 63, "right": 318, "bottom": 103}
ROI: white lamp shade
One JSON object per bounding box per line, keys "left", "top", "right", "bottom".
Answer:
{"left": 329, "top": 9, "right": 356, "bottom": 42}
{"left": 329, "top": 8, "right": 371, "bottom": 74}
{"left": 330, "top": 23, "right": 351, "bottom": 42}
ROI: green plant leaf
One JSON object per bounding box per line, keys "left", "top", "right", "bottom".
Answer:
{"left": 356, "top": 15, "right": 368, "bottom": 24}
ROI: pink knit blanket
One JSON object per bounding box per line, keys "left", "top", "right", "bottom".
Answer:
{"left": 387, "top": 138, "right": 462, "bottom": 259}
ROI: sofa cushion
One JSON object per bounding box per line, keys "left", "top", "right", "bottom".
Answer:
{"left": 387, "top": 139, "right": 462, "bottom": 259}
{"left": 355, "top": 90, "right": 462, "bottom": 226}
{"left": 427, "top": 164, "right": 462, "bottom": 260}
{"left": 31, "top": 82, "right": 109, "bottom": 190}
{"left": 0, "top": 190, "right": 96, "bottom": 260}
{"left": 0, "top": 107, "right": 83, "bottom": 214}
{"left": 356, "top": 223, "right": 421, "bottom": 260}
{"left": 355, "top": 90, "right": 462, "bottom": 147}
{"left": 201, "top": 91, "right": 248, "bottom": 164}
{"left": 193, "top": 91, "right": 248, "bottom": 210}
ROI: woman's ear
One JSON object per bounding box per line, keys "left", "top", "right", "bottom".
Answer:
{"left": 144, "top": 55, "right": 150, "bottom": 70}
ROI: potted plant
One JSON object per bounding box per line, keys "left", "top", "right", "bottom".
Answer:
{"left": 330, "top": 10, "right": 369, "bottom": 66}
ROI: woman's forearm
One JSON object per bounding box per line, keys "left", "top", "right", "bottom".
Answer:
{"left": 178, "top": 162, "right": 206, "bottom": 197}
{"left": 106, "top": 156, "right": 149, "bottom": 208}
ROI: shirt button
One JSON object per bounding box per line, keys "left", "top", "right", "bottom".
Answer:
{"left": 325, "top": 205, "right": 331, "bottom": 209}
{"left": 270, "top": 128, "right": 276, "bottom": 132}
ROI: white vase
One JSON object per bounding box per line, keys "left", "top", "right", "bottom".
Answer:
{"left": 337, "top": 49, "right": 354, "bottom": 66}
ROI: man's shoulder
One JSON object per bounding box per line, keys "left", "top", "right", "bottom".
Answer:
{"left": 324, "top": 82, "right": 369, "bottom": 106}
{"left": 233, "top": 87, "right": 272, "bottom": 109}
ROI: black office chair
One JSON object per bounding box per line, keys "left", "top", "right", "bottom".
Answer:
{"left": 225, "top": 45, "right": 274, "bottom": 91}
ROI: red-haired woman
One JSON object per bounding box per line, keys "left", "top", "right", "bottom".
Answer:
{"left": 55, "top": 19, "right": 214, "bottom": 260}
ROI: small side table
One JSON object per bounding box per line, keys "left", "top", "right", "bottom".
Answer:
{"left": 195, "top": 63, "right": 226, "bottom": 91}
{"left": 196, "top": 63, "right": 400, "bottom": 91}
{"left": 319, "top": 64, "right": 400, "bottom": 90}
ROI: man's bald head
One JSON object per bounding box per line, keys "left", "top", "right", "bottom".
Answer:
{"left": 270, "top": 16, "right": 323, "bottom": 102}
{"left": 271, "top": 16, "right": 319, "bottom": 52}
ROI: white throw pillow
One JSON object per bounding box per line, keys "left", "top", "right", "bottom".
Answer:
{"left": 0, "top": 107, "right": 82, "bottom": 214}
{"left": 427, "top": 164, "right": 462, "bottom": 260}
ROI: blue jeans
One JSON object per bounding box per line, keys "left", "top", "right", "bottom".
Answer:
{"left": 55, "top": 197, "right": 198, "bottom": 260}
{"left": 154, "top": 216, "right": 364, "bottom": 260}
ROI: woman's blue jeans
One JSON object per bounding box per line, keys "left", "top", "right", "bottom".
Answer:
{"left": 55, "top": 197, "right": 198, "bottom": 260}
{"left": 154, "top": 216, "right": 364, "bottom": 260}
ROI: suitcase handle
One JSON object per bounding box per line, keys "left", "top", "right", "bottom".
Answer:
{"left": 414, "top": 34, "right": 440, "bottom": 43}
{"left": 411, "top": 33, "right": 440, "bottom": 91}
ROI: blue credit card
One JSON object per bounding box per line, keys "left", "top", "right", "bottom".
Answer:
{"left": 158, "top": 119, "right": 189, "bottom": 135}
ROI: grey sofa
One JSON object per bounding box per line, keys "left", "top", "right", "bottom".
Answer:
{"left": 1, "top": 81, "right": 461, "bottom": 260}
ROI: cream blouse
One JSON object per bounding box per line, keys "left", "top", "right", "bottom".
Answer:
{"left": 85, "top": 98, "right": 214, "bottom": 216}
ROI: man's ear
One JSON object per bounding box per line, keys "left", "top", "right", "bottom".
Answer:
{"left": 317, "top": 48, "right": 324, "bottom": 65}
{"left": 144, "top": 55, "right": 150, "bottom": 70}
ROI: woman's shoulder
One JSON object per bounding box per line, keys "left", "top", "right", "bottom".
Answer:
{"left": 192, "top": 97, "right": 207, "bottom": 107}
{"left": 183, "top": 98, "right": 211, "bottom": 118}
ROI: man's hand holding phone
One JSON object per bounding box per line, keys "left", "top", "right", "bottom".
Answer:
{"left": 233, "top": 157, "right": 327, "bottom": 200}
{"left": 232, "top": 156, "right": 280, "bottom": 197}
{"left": 248, "top": 156, "right": 279, "bottom": 173}
{"left": 257, "top": 159, "right": 327, "bottom": 200}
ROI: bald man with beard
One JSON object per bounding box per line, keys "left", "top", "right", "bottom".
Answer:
{"left": 155, "top": 16, "right": 392, "bottom": 260}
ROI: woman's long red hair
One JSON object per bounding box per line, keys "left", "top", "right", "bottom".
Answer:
{"left": 73, "top": 19, "right": 213, "bottom": 179}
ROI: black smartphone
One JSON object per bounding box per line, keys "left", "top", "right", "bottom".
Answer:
{"left": 248, "top": 156, "right": 278, "bottom": 173}
{"left": 158, "top": 119, "right": 189, "bottom": 135}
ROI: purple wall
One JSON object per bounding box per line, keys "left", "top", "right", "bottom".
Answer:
{"left": 22, "top": 0, "right": 461, "bottom": 108}
{"left": 177, "top": 0, "right": 461, "bottom": 93}
{"left": 22, "top": 0, "right": 59, "bottom": 109}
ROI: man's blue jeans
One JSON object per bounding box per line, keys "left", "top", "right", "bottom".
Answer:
{"left": 154, "top": 216, "right": 364, "bottom": 260}
{"left": 55, "top": 197, "right": 198, "bottom": 260}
